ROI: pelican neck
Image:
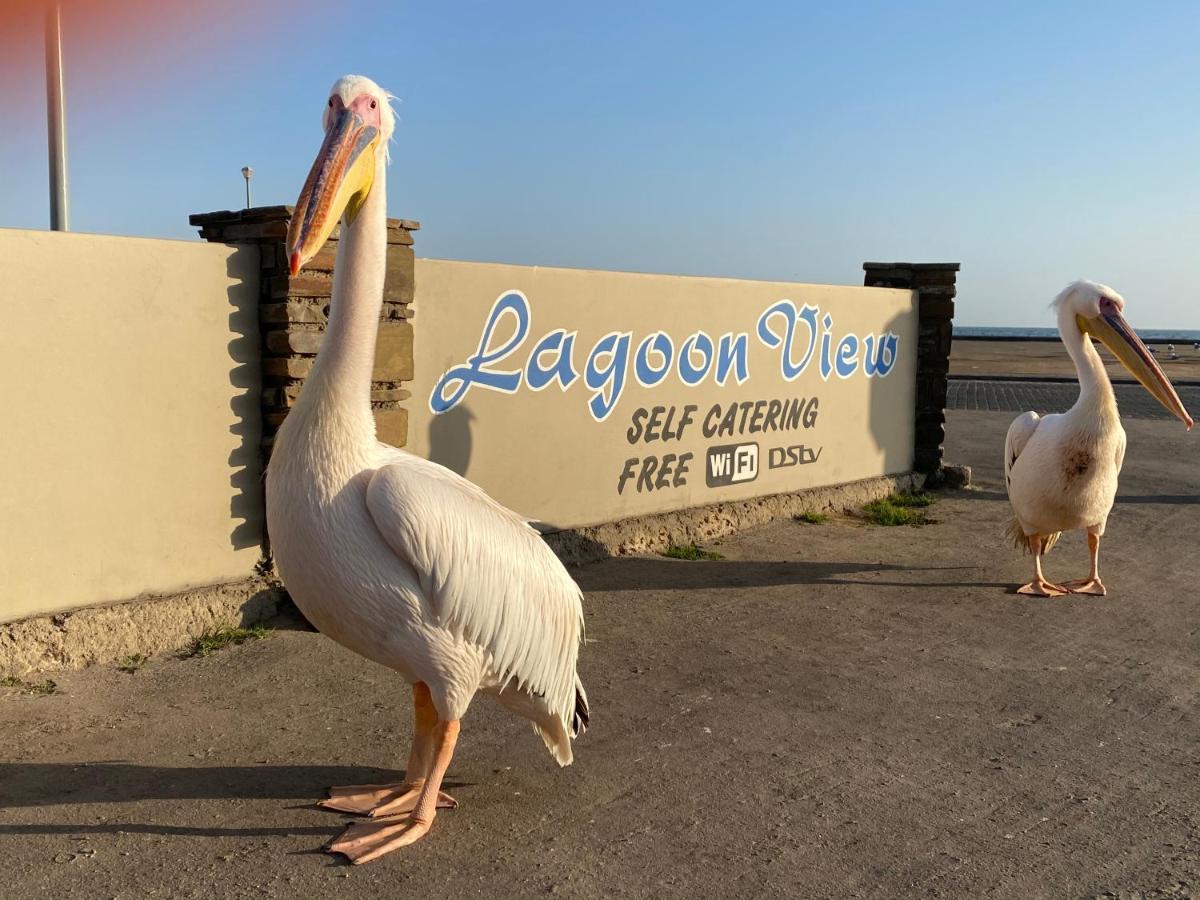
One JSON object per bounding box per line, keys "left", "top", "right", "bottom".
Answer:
{"left": 292, "top": 156, "right": 389, "bottom": 445}
{"left": 1060, "top": 310, "right": 1119, "bottom": 424}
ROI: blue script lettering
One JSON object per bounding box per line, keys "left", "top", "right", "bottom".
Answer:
{"left": 715, "top": 333, "right": 750, "bottom": 385}
{"left": 756, "top": 301, "right": 819, "bottom": 380}
{"left": 819, "top": 314, "right": 835, "bottom": 380}
{"left": 862, "top": 333, "right": 899, "bottom": 377}
{"left": 429, "top": 291, "right": 529, "bottom": 413}
{"left": 634, "top": 332, "right": 674, "bottom": 387}
{"left": 428, "top": 289, "right": 905, "bottom": 420}
{"left": 585, "top": 332, "right": 632, "bottom": 420}
{"left": 835, "top": 334, "right": 859, "bottom": 378}
{"left": 526, "top": 329, "right": 579, "bottom": 391}
{"left": 678, "top": 332, "right": 714, "bottom": 386}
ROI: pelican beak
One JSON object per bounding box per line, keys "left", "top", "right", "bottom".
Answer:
{"left": 1079, "top": 311, "right": 1194, "bottom": 430}
{"left": 286, "top": 107, "right": 380, "bottom": 275}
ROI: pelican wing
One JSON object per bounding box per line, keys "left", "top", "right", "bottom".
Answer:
{"left": 365, "top": 456, "right": 584, "bottom": 726}
{"left": 1004, "top": 411, "right": 1041, "bottom": 491}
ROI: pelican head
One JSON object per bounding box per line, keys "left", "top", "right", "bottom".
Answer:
{"left": 1056, "top": 280, "right": 1193, "bottom": 429}
{"left": 287, "top": 75, "right": 395, "bottom": 275}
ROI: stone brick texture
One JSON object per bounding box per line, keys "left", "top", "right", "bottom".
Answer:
{"left": 190, "top": 206, "right": 418, "bottom": 454}
{"left": 863, "top": 262, "right": 960, "bottom": 475}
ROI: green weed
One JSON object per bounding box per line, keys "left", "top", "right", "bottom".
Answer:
{"left": 661, "top": 544, "right": 724, "bottom": 561}
{"left": 1, "top": 675, "right": 58, "bottom": 695}
{"left": 794, "top": 511, "right": 829, "bottom": 524}
{"left": 188, "top": 623, "right": 271, "bottom": 658}
{"left": 891, "top": 491, "right": 935, "bottom": 508}
{"left": 118, "top": 653, "right": 148, "bottom": 674}
{"left": 862, "top": 491, "right": 937, "bottom": 526}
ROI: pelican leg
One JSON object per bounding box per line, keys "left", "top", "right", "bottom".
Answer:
{"left": 327, "top": 717, "right": 461, "bottom": 864}
{"left": 1062, "top": 531, "right": 1107, "bottom": 595}
{"left": 1017, "top": 535, "right": 1070, "bottom": 597}
{"left": 319, "top": 682, "right": 457, "bottom": 816}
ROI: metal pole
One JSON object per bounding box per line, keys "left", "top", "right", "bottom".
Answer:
{"left": 45, "top": 0, "right": 70, "bottom": 231}
{"left": 242, "top": 166, "right": 253, "bottom": 209}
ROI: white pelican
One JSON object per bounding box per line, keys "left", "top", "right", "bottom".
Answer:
{"left": 1004, "top": 280, "right": 1192, "bottom": 596}
{"left": 267, "top": 75, "right": 589, "bottom": 864}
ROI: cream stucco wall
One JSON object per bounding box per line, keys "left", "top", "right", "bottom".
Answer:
{"left": 0, "top": 229, "right": 263, "bottom": 623}
{"left": 407, "top": 259, "right": 917, "bottom": 529}
{"left": 0, "top": 237, "right": 916, "bottom": 623}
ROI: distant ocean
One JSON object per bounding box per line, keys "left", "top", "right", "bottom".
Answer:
{"left": 957, "top": 326, "right": 1200, "bottom": 342}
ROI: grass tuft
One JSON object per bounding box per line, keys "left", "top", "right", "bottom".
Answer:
{"left": 188, "top": 623, "right": 271, "bottom": 658}
{"left": 2, "top": 675, "right": 58, "bottom": 695}
{"left": 891, "top": 491, "right": 935, "bottom": 508}
{"left": 661, "top": 543, "right": 724, "bottom": 561}
{"left": 118, "top": 653, "right": 148, "bottom": 674}
{"left": 862, "top": 491, "right": 937, "bottom": 526}
{"left": 794, "top": 511, "right": 829, "bottom": 524}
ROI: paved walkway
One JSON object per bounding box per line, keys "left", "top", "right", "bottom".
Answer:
{"left": 949, "top": 378, "right": 1200, "bottom": 421}
{"left": 1, "top": 410, "right": 1197, "bottom": 898}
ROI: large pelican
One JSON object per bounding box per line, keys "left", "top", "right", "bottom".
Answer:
{"left": 267, "top": 75, "right": 589, "bottom": 864}
{"left": 1004, "top": 280, "right": 1192, "bottom": 596}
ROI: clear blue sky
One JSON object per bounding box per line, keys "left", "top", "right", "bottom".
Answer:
{"left": 2, "top": 1, "right": 1198, "bottom": 328}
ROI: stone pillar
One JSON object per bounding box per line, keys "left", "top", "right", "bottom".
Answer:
{"left": 862, "top": 262, "right": 959, "bottom": 476}
{"left": 190, "top": 206, "right": 418, "bottom": 454}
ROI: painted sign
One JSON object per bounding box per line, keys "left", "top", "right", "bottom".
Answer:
{"left": 430, "top": 291, "right": 901, "bottom": 422}
{"left": 406, "top": 260, "right": 917, "bottom": 530}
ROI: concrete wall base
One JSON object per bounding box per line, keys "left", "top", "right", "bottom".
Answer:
{"left": 543, "top": 472, "right": 925, "bottom": 565}
{"left": 2, "top": 473, "right": 921, "bottom": 675}
{"left": 0, "top": 578, "right": 286, "bottom": 677}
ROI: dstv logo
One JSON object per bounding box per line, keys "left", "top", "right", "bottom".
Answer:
{"left": 706, "top": 442, "right": 759, "bottom": 488}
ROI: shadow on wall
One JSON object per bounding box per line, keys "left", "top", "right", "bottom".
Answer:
{"left": 869, "top": 307, "right": 919, "bottom": 477}
{"left": 225, "top": 246, "right": 265, "bottom": 552}
{"left": 428, "top": 405, "right": 475, "bottom": 477}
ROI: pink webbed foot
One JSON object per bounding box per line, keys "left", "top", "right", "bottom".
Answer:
{"left": 1062, "top": 577, "right": 1107, "bottom": 596}
{"left": 1017, "top": 579, "right": 1070, "bottom": 597}
{"left": 318, "top": 782, "right": 457, "bottom": 817}
{"left": 326, "top": 816, "right": 433, "bottom": 864}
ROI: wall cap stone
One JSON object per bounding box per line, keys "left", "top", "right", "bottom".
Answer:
{"left": 863, "top": 262, "right": 960, "bottom": 271}
{"left": 190, "top": 207, "right": 420, "bottom": 232}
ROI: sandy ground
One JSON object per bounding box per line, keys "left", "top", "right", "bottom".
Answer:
{"left": 1, "top": 409, "right": 1198, "bottom": 899}
{"left": 952, "top": 339, "right": 1200, "bottom": 383}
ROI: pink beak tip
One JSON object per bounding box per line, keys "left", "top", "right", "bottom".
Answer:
{"left": 289, "top": 251, "right": 301, "bottom": 277}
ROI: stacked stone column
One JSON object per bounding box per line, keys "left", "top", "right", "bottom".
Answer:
{"left": 190, "top": 206, "right": 417, "bottom": 453}
{"left": 863, "top": 262, "right": 959, "bottom": 476}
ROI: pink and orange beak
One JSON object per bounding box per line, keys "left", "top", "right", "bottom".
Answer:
{"left": 1079, "top": 310, "right": 1193, "bottom": 430}
{"left": 286, "top": 107, "right": 380, "bottom": 275}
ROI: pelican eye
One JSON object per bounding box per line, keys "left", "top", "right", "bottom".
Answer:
{"left": 370, "top": 99, "right": 377, "bottom": 109}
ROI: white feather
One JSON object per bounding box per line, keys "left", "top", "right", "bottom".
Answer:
{"left": 365, "top": 449, "right": 585, "bottom": 737}
{"left": 1004, "top": 410, "right": 1040, "bottom": 493}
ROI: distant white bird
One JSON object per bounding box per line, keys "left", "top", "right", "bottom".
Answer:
{"left": 266, "top": 75, "right": 589, "bottom": 865}
{"left": 1004, "top": 281, "right": 1192, "bottom": 596}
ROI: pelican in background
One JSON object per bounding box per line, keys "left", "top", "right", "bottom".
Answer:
{"left": 267, "top": 76, "right": 589, "bottom": 864}
{"left": 1004, "top": 281, "right": 1192, "bottom": 596}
